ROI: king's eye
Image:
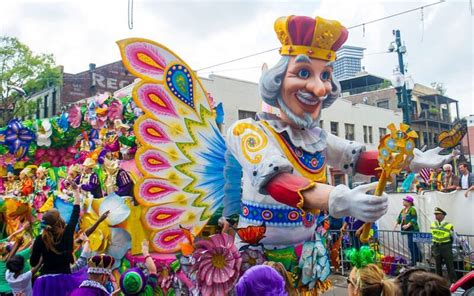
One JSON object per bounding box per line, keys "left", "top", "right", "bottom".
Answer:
{"left": 297, "top": 69, "right": 310, "bottom": 79}
{"left": 320, "top": 71, "right": 331, "bottom": 81}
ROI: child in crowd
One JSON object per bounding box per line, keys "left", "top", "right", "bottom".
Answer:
{"left": 118, "top": 239, "right": 158, "bottom": 295}
{"left": 0, "top": 224, "right": 31, "bottom": 296}
{"left": 5, "top": 255, "right": 42, "bottom": 296}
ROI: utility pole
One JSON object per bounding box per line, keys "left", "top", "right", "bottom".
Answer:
{"left": 391, "top": 30, "right": 413, "bottom": 125}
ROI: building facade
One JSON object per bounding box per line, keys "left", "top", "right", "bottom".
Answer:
{"left": 340, "top": 74, "right": 460, "bottom": 149}
{"left": 28, "top": 61, "right": 137, "bottom": 119}
{"left": 461, "top": 114, "right": 474, "bottom": 167}
{"left": 333, "top": 46, "right": 365, "bottom": 80}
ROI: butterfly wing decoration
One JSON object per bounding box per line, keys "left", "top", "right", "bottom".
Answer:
{"left": 437, "top": 119, "right": 467, "bottom": 149}
{"left": 117, "top": 38, "right": 235, "bottom": 253}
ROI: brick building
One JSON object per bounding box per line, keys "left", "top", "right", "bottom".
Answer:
{"left": 28, "top": 61, "right": 136, "bottom": 119}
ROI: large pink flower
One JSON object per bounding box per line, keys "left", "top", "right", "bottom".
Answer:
{"left": 192, "top": 233, "right": 241, "bottom": 296}
{"left": 68, "top": 105, "right": 82, "bottom": 128}
{"left": 108, "top": 98, "right": 124, "bottom": 121}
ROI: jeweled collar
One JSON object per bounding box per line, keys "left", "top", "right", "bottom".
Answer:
{"left": 257, "top": 112, "right": 327, "bottom": 153}
{"left": 79, "top": 280, "right": 110, "bottom": 295}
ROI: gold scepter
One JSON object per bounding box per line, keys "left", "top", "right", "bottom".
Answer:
{"left": 359, "top": 123, "right": 418, "bottom": 243}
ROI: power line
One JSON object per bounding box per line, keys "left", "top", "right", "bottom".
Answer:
{"left": 199, "top": 65, "right": 262, "bottom": 75}
{"left": 195, "top": 48, "right": 278, "bottom": 72}
{"left": 346, "top": 0, "right": 444, "bottom": 29}
{"left": 195, "top": 1, "right": 445, "bottom": 72}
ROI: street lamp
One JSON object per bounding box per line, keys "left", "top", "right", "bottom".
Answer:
{"left": 391, "top": 70, "right": 404, "bottom": 108}
{"left": 389, "top": 29, "right": 414, "bottom": 124}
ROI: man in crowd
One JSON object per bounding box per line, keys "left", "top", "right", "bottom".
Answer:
{"left": 458, "top": 162, "right": 474, "bottom": 197}
{"left": 430, "top": 207, "right": 457, "bottom": 283}
{"left": 440, "top": 164, "right": 460, "bottom": 192}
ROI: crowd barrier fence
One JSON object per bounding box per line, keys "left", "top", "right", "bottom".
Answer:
{"left": 327, "top": 229, "right": 474, "bottom": 279}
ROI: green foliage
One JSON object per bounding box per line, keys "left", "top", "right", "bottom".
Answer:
{"left": 430, "top": 82, "right": 447, "bottom": 95}
{"left": 0, "top": 36, "right": 61, "bottom": 125}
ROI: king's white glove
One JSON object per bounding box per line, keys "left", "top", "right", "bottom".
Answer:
{"left": 409, "top": 147, "right": 457, "bottom": 173}
{"left": 328, "top": 182, "right": 388, "bottom": 222}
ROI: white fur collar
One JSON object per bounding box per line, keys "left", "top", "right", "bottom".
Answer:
{"left": 258, "top": 112, "right": 327, "bottom": 153}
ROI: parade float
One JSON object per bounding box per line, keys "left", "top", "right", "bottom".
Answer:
{"left": 0, "top": 14, "right": 462, "bottom": 296}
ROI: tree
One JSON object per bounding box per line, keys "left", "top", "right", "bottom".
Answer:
{"left": 430, "top": 82, "right": 447, "bottom": 95}
{"left": 0, "top": 36, "right": 61, "bottom": 125}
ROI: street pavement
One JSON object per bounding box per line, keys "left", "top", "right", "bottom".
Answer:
{"left": 321, "top": 274, "right": 348, "bottom": 296}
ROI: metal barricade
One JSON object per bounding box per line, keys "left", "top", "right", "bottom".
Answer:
{"left": 326, "top": 229, "right": 474, "bottom": 277}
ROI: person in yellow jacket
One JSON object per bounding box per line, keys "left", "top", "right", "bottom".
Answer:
{"left": 430, "top": 207, "right": 457, "bottom": 283}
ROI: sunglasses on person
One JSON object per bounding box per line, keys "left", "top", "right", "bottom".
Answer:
{"left": 346, "top": 276, "right": 356, "bottom": 286}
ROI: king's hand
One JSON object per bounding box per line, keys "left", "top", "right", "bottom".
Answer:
{"left": 328, "top": 182, "right": 388, "bottom": 222}
{"left": 409, "top": 147, "right": 457, "bottom": 173}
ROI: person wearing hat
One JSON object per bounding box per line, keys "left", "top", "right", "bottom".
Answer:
{"left": 119, "top": 240, "right": 157, "bottom": 296}
{"left": 19, "top": 167, "right": 34, "bottom": 197}
{"left": 430, "top": 207, "right": 457, "bottom": 283}
{"left": 81, "top": 158, "right": 103, "bottom": 199}
{"left": 394, "top": 195, "right": 421, "bottom": 266}
{"left": 71, "top": 254, "right": 115, "bottom": 296}
{"left": 4, "top": 172, "right": 20, "bottom": 196}
{"left": 102, "top": 153, "right": 133, "bottom": 197}
{"left": 115, "top": 119, "right": 136, "bottom": 160}
{"left": 33, "top": 165, "right": 56, "bottom": 212}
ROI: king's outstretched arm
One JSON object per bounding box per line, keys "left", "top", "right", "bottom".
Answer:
{"left": 227, "top": 119, "right": 388, "bottom": 223}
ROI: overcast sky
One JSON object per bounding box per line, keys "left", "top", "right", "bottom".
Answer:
{"left": 1, "top": 0, "right": 473, "bottom": 116}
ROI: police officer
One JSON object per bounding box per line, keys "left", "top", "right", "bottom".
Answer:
{"left": 430, "top": 207, "right": 457, "bottom": 283}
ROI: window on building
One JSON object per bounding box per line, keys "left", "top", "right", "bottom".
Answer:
{"left": 345, "top": 123, "right": 355, "bottom": 141}
{"left": 368, "top": 126, "right": 373, "bottom": 143}
{"left": 379, "top": 127, "right": 387, "bottom": 139}
{"left": 238, "top": 110, "right": 256, "bottom": 120}
{"left": 320, "top": 120, "right": 323, "bottom": 129}
{"left": 376, "top": 100, "right": 389, "bottom": 109}
{"left": 333, "top": 173, "right": 346, "bottom": 186}
{"left": 363, "top": 125, "right": 368, "bottom": 143}
{"left": 330, "top": 122, "right": 338, "bottom": 136}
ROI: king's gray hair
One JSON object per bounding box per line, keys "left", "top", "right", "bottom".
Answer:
{"left": 259, "top": 55, "right": 342, "bottom": 109}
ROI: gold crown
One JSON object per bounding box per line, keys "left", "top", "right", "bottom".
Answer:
{"left": 274, "top": 16, "right": 347, "bottom": 62}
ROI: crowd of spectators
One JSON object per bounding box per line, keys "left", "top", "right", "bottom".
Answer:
{"left": 412, "top": 162, "right": 474, "bottom": 197}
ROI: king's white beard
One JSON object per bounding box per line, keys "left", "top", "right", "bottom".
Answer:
{"left": 277, "top": 96, "right": 321, "bottom": 129}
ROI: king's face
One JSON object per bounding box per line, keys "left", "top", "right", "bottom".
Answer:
{"left": 280, "top": 55, "right": 333, "bottom": 122}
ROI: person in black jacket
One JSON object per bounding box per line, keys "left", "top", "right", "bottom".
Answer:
{"left": 30, "top": 184, "right": 81, "bottom": 275}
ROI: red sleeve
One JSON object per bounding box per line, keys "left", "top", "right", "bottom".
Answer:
{"left": 355, "top": 151, "right": 380, "bottom": 177}
{"left": 265, "top": 173, "right": 315, "bottom": 211}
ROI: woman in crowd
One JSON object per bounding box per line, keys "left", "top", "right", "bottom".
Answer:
{"left": 394, "top": 195, "right": 421, "bottom": 266}
{"left": 346, "top": 246, "right": 396, "bottom": 296}
{"left": 118, "top": 239, "right": 158, "bottom": 295}
{"left": 30, "top": 182, "right": 81, "bottom": 274}
{"left": 395, "top": 268, "right": 450, "bottom": 296}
